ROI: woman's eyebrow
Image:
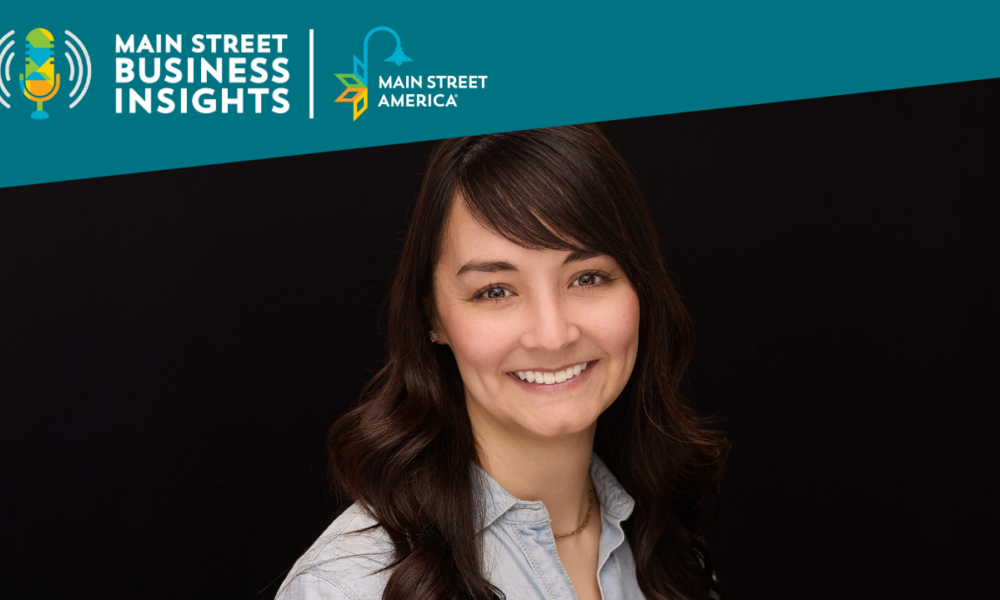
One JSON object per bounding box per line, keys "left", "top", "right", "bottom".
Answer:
{"left": 455, "top": 250, "right": 603, "bottom": 277}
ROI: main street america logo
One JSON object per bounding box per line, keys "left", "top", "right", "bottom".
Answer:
{"left": 335, "top": 26, "right": 412, "bottom": 121}
{"left": 334, "top": 25, "right": 485, "bottom": 122}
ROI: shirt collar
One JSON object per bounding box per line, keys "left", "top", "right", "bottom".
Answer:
{"left": 473, "top": 452, "right": 636, "bottom": 532}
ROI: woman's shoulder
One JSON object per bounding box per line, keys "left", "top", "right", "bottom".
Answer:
{"left": 275, "top": 503, "right": 397, "bottom": 600}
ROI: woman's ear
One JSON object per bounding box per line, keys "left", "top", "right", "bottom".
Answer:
{"left": 423, "top": 295, "right": 449, "bottom": 345}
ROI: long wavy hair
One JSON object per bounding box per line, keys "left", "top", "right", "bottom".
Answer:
{"left": 327, "top": 124, "right": 730, "bottom": 600}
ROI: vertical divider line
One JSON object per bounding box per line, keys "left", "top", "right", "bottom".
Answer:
{"left": 309, "top": 29, "right": 314, "bottom": 119}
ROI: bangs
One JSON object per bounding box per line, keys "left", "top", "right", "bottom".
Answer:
{"left": 450, "top": 131, "right": 633, "bottom": 258}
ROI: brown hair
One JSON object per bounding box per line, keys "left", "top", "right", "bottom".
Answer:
{"left": 327, "top": 124, "right": 730, "bottom": 599}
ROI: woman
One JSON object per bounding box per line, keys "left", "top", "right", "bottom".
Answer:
{"left": 277, "top": 124, "right": 730, "bottom": 600}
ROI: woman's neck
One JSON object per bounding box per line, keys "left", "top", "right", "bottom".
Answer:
{"left": 469, "top": 403, "right": 598, "bottom": 536}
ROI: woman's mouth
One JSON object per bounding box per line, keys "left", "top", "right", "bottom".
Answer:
{"left": 506, "top": 360, "right": 597, "bottom": 391}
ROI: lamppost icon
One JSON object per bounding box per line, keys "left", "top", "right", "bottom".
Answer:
{"left": 335, "top": 26, "right": 413, "bottom": 121}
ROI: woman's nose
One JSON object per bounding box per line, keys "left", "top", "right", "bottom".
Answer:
{"left": 520, "top": 292, "right": 581, "bottom": 351}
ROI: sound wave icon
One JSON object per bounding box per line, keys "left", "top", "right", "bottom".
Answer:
{"left": 0, "top": 29, "right": 91, "bottom": 111}
{"left": 0, "top": 30, "right": 16, "bottom": 109}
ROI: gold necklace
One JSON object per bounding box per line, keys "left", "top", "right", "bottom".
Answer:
{"left": 553, "top": 480, "right": 595, "bottom": 539}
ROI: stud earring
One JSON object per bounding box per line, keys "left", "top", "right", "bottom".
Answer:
{"left": 429, "top": 330, "right": 439, "bottom": 343}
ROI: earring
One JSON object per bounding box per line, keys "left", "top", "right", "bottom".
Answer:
{"left": 429, "top": 330, "right": 439, "bottom": 343}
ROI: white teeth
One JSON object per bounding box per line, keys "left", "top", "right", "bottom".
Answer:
{"left": 512, "top": 362, "right": 592, "bottom": 385}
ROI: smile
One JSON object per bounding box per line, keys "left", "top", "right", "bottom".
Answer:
{"left": 507, "top": 360, "right": 596, "bottom": 386}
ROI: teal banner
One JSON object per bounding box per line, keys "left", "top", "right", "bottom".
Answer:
{"left": 1, "top": 0, "right": 997, "bottom": 189}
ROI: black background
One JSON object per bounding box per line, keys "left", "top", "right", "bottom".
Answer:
{"left": 2, "top": 78, "right": 998, "bottom": 599}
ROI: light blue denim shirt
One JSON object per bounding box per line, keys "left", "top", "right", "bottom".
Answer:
{"left": 276, "top": 453, "right": 644, "bottom": 600}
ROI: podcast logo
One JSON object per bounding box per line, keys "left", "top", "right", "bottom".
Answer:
{"left": 0, "top": 28, "right": 91, "bottom": 119}
{"left": 334, "top": 26, "right": 413, "bottom": 121}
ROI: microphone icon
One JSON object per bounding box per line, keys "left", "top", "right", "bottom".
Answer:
{"left": 19, "top": 28, "right": 60, "bottom": 119}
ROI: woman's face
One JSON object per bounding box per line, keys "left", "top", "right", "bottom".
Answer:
{"left": 431, "top": 197, "right": 641, "bottom": 441}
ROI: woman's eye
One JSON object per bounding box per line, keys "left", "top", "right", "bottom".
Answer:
{"left": 479, "top": 286, "right": 513, "bottom": 302}
{"left": 573, "top": 272, "right": 606, "bottom": 287}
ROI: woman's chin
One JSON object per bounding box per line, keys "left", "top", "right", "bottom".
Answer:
{"left": 514, "top": 410, "right": 599, "bottom": 440}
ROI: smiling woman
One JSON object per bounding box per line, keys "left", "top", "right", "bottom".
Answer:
{"left": 276, "top": 124, "right": 730, "bottom": 600}
{"left": 433, "top": 196, "right": 641, "bottom": 444}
